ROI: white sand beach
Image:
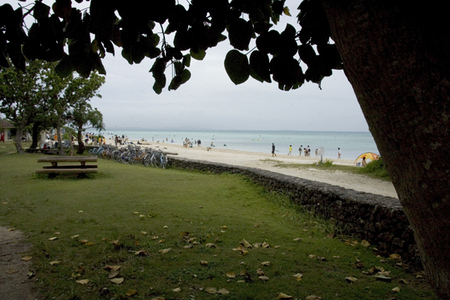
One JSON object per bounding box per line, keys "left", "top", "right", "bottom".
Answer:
{"left": 106, "top": 139, "right": 398, "bottom": 199}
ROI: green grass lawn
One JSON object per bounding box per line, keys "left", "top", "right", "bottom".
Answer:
{"left": 0, "top": 148, "right": 436, "bottom": 300}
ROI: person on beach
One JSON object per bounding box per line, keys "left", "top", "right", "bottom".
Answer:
{"left": 288, "top": 145, "right": 292, "bottom": 155}
{"left": 198, "top": 139, "right": 201, "bottom": 147}
{"left": 299, "top": 145, "right": 303, "bottom": 156}
{"left": 272, "top": 143, "right": 276, "bottom": 157}
{"left": 338, "top": 147, "right": 341, "bottom": 159}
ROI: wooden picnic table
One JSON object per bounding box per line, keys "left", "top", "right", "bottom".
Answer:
{"left": 36, "top": 156, "right": 98, "bottom": 177}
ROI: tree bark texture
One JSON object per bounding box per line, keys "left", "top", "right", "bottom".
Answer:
{"left": 14, "top": 128, "right": 24, "bottom": 154}
{"left": 321, "top": 1, "right": 450, "bottom": 298}
{"left": 77, "top": 129, "right": 85, "bottom": 154}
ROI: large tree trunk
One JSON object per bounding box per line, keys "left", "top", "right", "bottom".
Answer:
{"left": 77, "top": 128, "right": 85, "bottom": 154}
{"left": 321, "top": 1, "right": 450, "bottom": 298}
{"left": 30, "top": 122, "right": 40, "bottom": 149}
{"left": 56, "top": 123, "right": 64, "bottom": 156}
{"left": 14, "top": 128, "right": 24, "bottom": 154}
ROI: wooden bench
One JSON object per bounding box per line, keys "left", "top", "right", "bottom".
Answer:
{"left": 40, "top": 149, "right": 58, "bottom": 155}
{"left": 36, "top": 156, "right": 98, "bottom": 177}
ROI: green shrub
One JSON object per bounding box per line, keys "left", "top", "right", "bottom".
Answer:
{"left": 358, "top": 158, "right": 390, "bottom": 180}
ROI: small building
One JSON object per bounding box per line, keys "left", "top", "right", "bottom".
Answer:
{"left": 0, "top": 118, "right": 14, "bottom": 141}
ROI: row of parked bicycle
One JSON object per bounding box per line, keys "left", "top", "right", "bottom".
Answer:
{"left": 89, "top": 144, "right": 168, "bottom": 168}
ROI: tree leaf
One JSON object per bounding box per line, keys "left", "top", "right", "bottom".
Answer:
{"left": 76, "top": 279, "right": 89, "bottom": 285}
{"left": 224, "top": 50, "right": 249, "bottom": 85}
{"left": 228, "top": 18, "right": 253, "bottom": 50}
{"left": 111, "top": 277, "right": 124, "bottom": 284}
{"left": 278, "top": 293, "right": 293, "bottom": 299}
{"left": 217, "top": 288, "right": 230, "bottom": 295}
{"left": 126, "top": 289, "right": 137, "bottom": 296}
{"left": 190, "top": 49, "right": 206, "bottom": 61}
{"left": 250, "top": 50, "right": 271, "bottom": 83}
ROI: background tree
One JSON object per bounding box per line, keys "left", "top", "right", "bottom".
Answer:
{"left": 0, "top": 60, "right": 44, "bottom": 152}
{"left": 2, "top": 0, "right": 450, "bottom": 298}
{"left": 70, "top": 103, "right": 105, "bottom": 154}
{"left": 0, "top": 59, "right": 105, "bottom": 154}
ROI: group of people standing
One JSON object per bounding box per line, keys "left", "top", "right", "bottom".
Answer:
{"left": 272, "top": 143, "right": 312, "bottom": 157}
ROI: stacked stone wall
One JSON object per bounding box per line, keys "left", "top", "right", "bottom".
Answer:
{"left": 169, "top": 157, "right": 420, "bottom": 268}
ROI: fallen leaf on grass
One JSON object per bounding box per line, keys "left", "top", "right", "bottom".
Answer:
{"left": 389, "top": 253, "right": 402, "bottom": 260}
{"left": 150, "top": 297, "right": 165, "bottom": 300}
{"left": 240, "top": 239, "right": 252, "bottom": 248}
{"left": 6, "top": 269, "right": 18, "bottom": 274}
{"left": 7, "top": 228, "right": 15, "bottom": 231}
{"left": 232, "top": 245, "right": 248, "bottom": 255}
{"left": 49, "top": 261, "right": 61, "bottom": 266}
{"left": 293, "top": 273, "right": 303, "bottom": 281}
{"left": 278, "top": 293, "right": 293, "bottom": 299}
{"left": 305, "top": 296, "right": 322, "bottom": 300}
{"left": 258, "top": 275, "right": 269, "bottom": 281}
{"left": 126, "top": 289, "right": 137, "bottom": 296}
{"left": 104, "top": 265, "right": 121, "bottom": 271}
{"left": 226, "top": 271, "right": 236, "bottom": 278}
{"left": 206, "top": 243, "right": 216, "bottom": 248}
{"left": 159, "top": 248, "right": 172, "bottom": 254}
{"left": 200, "top": 261, "right": 209, "bottom": 266}
{"left": 392, "top": 287, "right": 400, "bottom": 293}
{"left": 217, "top": 288, "right": 230, "bottom": 295}
{"left": 256, "top": 268, "right": 265, "bottom": 276}
{"left": 21, "top": 256, "right": 32, "bottom": 261}
{"left": 108, "top": 270, "right": 119, "bottom": 279}
{"left": 205, "top": 287, "right": 217, "bottom": 294}
{"left": 173, "top": 287, "right": 181, "bottom": 292}
{"left": 262, "top": 241, "right": 270, "bottom": 248}
{"left": 48, "top": 237, "right": 58, "bottom": 241}
{"left": 361, "top": 240, "right": 370, "bottom": 247}
{"left": 345, "top": 276, "right": 358, "bottom": 283}
{"left": 293, "top": 238, "right": 302, "bottom": 242}
{"left": 345, "top": 240, "right": 358, "bottom": 246}
{"left": 76, "top": 279, "right": 89, "bottom": 285}
{"left": 374, "top": 275, "right": 392, "bottom": 282}
{"left": 70, "top": 235, "right": 79, "bottom": 239}
{"left": 80, "top": 239, "right": 89, "bottom": 244}
{"left": 261, "top": 261, "right": 271, "bottom": 266}
{"left": 111, "top": 277, "right": 124, "bottom": 284}
{"left": 135, "top": 250, "right": 150, "bottom": 256}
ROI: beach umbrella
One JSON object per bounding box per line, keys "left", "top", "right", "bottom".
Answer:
{"left": 354, "top": 152, "right": 380, "bottom": 166}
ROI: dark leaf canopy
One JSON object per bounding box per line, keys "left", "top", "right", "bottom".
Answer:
{"left": 0, "top": 0, "right": 342, "bottom": 92}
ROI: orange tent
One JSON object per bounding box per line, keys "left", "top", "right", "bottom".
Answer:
{"left": 355, "top": 152, "right": 380, "bottom": 166}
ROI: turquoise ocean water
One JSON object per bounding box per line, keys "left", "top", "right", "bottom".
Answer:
{"left": 102, "top": 130, "right": 378, "bottom": 161}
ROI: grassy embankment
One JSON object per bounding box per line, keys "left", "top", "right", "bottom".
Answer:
{"left": 0, "top": 141, "right": 435, "bottom": 300}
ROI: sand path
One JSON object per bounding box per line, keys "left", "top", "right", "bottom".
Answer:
{"left": 120, "top": 141, "right": 398, "bottom": 198}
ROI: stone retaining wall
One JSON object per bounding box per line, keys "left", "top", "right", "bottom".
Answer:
{"left": 169, "top": 157, "right": 421, "bottom": 268}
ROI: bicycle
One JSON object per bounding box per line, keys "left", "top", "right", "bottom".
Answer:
{"left": 151, "top": 149, "right": 168, "bottom": 169}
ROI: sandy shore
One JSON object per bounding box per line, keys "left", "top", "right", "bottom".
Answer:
{"left": 105, "top": 139, "right": 398, "bottom": 198}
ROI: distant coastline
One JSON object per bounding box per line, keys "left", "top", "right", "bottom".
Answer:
{"left": 100, "top": 129, "right": 378, "bottom": 161}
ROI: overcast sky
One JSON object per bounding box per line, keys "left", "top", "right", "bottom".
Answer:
{"left": 6, "top": 0, "right": 369, "bottom": 132}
